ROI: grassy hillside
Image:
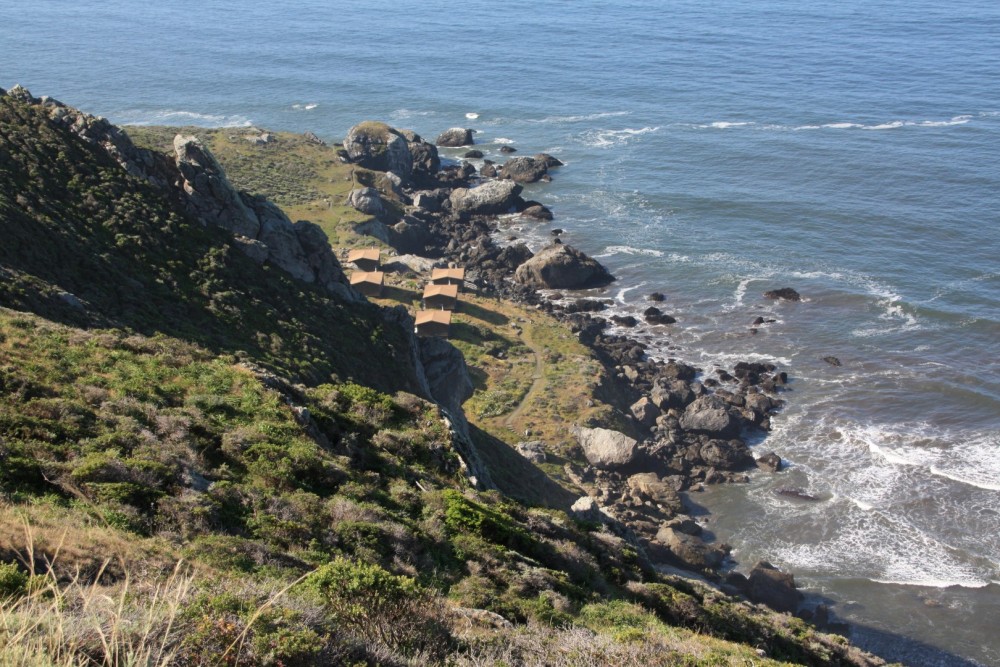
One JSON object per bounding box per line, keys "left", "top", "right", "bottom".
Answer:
{"left": 0, "top": 92, "right": 887, "bottom": 666}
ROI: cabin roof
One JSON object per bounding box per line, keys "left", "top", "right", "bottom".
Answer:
{"left": 349, "top": 271, "right": 384, "bottom": 286}
{"left": 431, "top": 267, "right": 465, "bottom": 281}
{"left": 422, "top": 283, "right": 459, "bottom": 299}
{"left": 414, "top": 310, "right": 453, "bottom": 326}
{"left": 347, "top": 248, "right": 381, "bottom": 264}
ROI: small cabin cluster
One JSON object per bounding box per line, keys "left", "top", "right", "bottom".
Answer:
{"left": 414, "top": 266, "right": 466, "bottom": 338}
{"left": 347, "top": 248, "right": 384, "bottom": 297}
{"left": 346, "top": 248, "right": 465, "bottom": 339}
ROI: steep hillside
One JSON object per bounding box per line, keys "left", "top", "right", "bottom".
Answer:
{"left": 0, "top": 87, "right": 888, "bottom": 666}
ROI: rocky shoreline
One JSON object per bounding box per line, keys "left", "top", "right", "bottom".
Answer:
{"left": 336, "top": 120, "right": 817, "bottom": 619}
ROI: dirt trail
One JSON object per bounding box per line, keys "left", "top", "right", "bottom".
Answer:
{"left": 504, "top": 325, "right": 546, "bottom": 432}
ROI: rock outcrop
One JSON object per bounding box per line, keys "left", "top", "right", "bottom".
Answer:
{"left": 435, "top": 127, "right": 474, "bottom": 147}
{"left": 764, "top": 287, "right": 801, "bottom": 301}
{"left": 347, "top": 187, "right": 386, "bottom": 217}
{"left": 343, "top": 121, "right": 413, "bottom": 180}
{"left": 573, "top": 426, "right": 639, "bottom": 470}
{"left": 747, "top": 561, "right": 802, "bottom": 613}
{"left": 514, "top": 243, "right": 614, "bottom": 289}
{"left": 499, "top": 156, "right": 549, "bottom": 183}
{"left": 449, "top": 180, "right": 522, "bottom": 216}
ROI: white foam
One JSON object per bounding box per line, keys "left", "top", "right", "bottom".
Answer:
{"left": 388, "top": 108, "right": 438, "bottom": 120}
{"left": 579, "top": 126, "right": 660, "bottom": 148}
{"left": 529, "top": 111, "right": 631, "bottom": 124}
{"left": 493, "top": 137, "right": 515, "bottom": 144}
{"left": 846, "top": 422, "right": 1000, "bottom": 493}
{"left": 465, "top": 112, "right": 479, "bottom": 119}
{"left": 117, "top": 109, "right": 253, "bottom": 127}
{"left": 686, "top": 115, "right": 975, "bottom": 133}
{"left": 595, "top": 245, "right": 665, "bottom": 259}
{"left": 304, "top": 103, "right": 317, "bottom": 110}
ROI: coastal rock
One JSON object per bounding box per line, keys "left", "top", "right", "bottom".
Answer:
{"left": 174, "top": 135, "right": 261, "bottom": 238}
{"left": 651, "top": 379, "right": 695, "bottom": 410}
{"left": 573, "top": 426, "right": 638, "bottom": 470}
{"left": 463, "top": 149, "right": 484, "bottom": 158}
{"left": 435, "top": 127, "right": 474, "bottom": 147}
{"left": 515, "top": 441, "right": 548, "bottom": 464}
{"left": 648, "top": 292, "right": 666, "bottom": 302}
{"left": 764, "top": 287, "right": 801, "bottom": 301}
{"left": 347, "top": 187, "right": 386, "bottom": 217}
{"left": 655, "top": 526, "right": 727, "bottom": 570}
{"left": 612, "top": 315, "right": 638, "bottom": 327}
{"left": 533, "top": 153, "right": 564, "bottom": 168}
{"left": 679, "top": 396, "right": 740, "bottom": 438}
{"left": 293, "top": 219, "right": 356, "bottom": 299}
{"left": 480, "top": 163, "right": 497, "bottom": 178}
{"left": 520, "top": 203, "right": 553, "bottom": 221}
{"left": 630, "top": 396, "right": 660, "bottom": 428}
{"left": 570, "top": 496, "right": 606, "bottom": 523}
{"left": 399, "top": 130, "right": 441, "bottom": 185}
{"left": 449, "top": 180, "right": 522, "bottom": 216}
{"left": 232, "top": 235, "right": 269, "bottom": 265}
{"left": 747, "top": 561, "right": 802, "bottom": 613}
{"left": 514, "top": 243, "right": 614, "bottom": 289}
{"left": 756, "top": 452, "right": 782, "bottom": 472}
{"left": 499, "top": 145, "right": 517, "bottom": 153}
{"left": 627, "top": 473, "right": 681, "bottom": 512}
{"left": 823, "top": 355, "right": 842, "bottom": 367}
{"left": 697, "top": 438, "right": 754, "bottom": 470}
{"left": 499, "top": 156, "right": 549, "bottom": 183}
{"left": 343, "top": 121, "right": 413, "bottom": 179}
{"left": 644, "top": 307, "right": 677, "bottom": 325}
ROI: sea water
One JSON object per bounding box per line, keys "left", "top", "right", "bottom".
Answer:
{"left": 2, "top": 0, "right": 998, "bottom": 663}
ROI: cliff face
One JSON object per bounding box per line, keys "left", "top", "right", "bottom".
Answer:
{"left": 0, "top": 87, "right": 415, "bottom": 392}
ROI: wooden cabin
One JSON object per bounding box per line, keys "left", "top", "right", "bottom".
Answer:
{"left": 422, "top": 283, "right": 459, "bottom": 311}
{"left": 349, "top": 270, "right": 384, "bottom": 297}
{"left": 414, "top": 310, "right": 452, "bottom": 338}
{"left": 430, "top": 267, "right": 466, "bottom": 290}
{"left": 347, "top": 248, "right": 381, "bottom": 272}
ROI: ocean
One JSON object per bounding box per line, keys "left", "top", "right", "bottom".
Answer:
{"left": 2, "top": 0, "right": 998, "bottom": 663}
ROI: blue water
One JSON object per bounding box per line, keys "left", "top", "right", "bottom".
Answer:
{"left": 3, "top": 1, "right": 1000, "bottom": 663}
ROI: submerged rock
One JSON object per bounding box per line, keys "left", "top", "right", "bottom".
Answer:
{"left": 764, "top": 287, "right": 801, "bottom": 301}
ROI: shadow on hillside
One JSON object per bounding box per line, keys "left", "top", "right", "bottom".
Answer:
{"left": 469, "top": 424, "right": 577, "bottom": 510}
{"left": 457, "top": 299, "right": 509, "bottom": 326}
{"left": 380, "top": 285, "right": 419, "bottom": 307}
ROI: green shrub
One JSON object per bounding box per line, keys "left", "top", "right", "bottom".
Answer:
{"left": 0, "top": 562, "right": 29, "bottom": 599}
{"left": 303, "top": 557, "right": 449, "bottom": 658}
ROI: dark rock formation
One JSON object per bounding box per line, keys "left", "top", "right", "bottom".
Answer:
{"left": 499, "top": 156, "right": 549, "bottom": 183}
{"left": 747, "top": 561, "right": 802, "bottom": 613}
{"left": 764, "top": 287, "right": 801, "bottom": 301}
{"left": 463, "top": 149, "right": 484, "bottom": 158}
{"left": 823, "top": 356, "right": 842, "bottom": 367}
{"left": 520, "top": 203, "right": 553, "bottom": 221}
{"left": 756, "top": 452, "right": 782, "bottom": 472}
{"left": 514, "top": 243, "right": 614, "bottom": 289}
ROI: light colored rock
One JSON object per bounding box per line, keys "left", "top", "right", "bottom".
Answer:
{"left": 570, "top": 496, "right": 605, "bottom": 523}
{"left": 630, "top": 396, "right": 660, "bottom": 428}
{"left": 174, "top": 135, "right": 261, "bottom": 238}
{"left": 627, "top": 473, "right": 681, "bottom": 511}
{"left": 499, "top": 156, "right": 549, "bottom": 183}
{"left": 347, "top": 187, "right": 386, "bottom": 217}
{"left": 573, "top": 427, "right": 638, "bottom": 470}
{"left": 343, "top": 121, "right": 413, "bottom": 179}
{"left": 514, "top": 243, "right": 614, "bottom": 290}
{"left": 449, "top": 179, "right": 522, "bottom": 216}
{"left": 655, "top": 526, "right": 726, "bottom": 570}
{"left": 515, "top": 441, "right": 547, "bottom": 464}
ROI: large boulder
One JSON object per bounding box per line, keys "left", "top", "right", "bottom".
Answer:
{"left": 747, "top": 561, "right": 802, "bottom": 613}
{"left": 514, "top": 243, "right": 614, "bottom": 290}
{"left": 573, "top": 427, "right": 638, "bottom": 470}
{"left": 655, "top": 526, "right": 727, "bottom": 570}
{"left": 343, "top": 122, "right": 413, "bottom": 179}
{"left": 533, "top": 153, "right": 564, "bottom": 168}
{"left": 679, "top": 395, "right": 740, "bottom": 439}
{"left": 399, "top": 130, "right": 440, "bottom": 185}
{"left": 697, "top": 439, "right": 754, "bottom": 470}
{"left": 435, "top": 127, "right": 474, "bottom": 147}
{"left": 499, "top": 156, "right": 549, "bottom": 183}
{"left": 627, "top": 473, "right": 682, "bottom": 512}
{"left": 449, "top": 180, "right": 522, "bottom": 216}
{"left": 347, "top": 187, "right": 386, "bottom": 217}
